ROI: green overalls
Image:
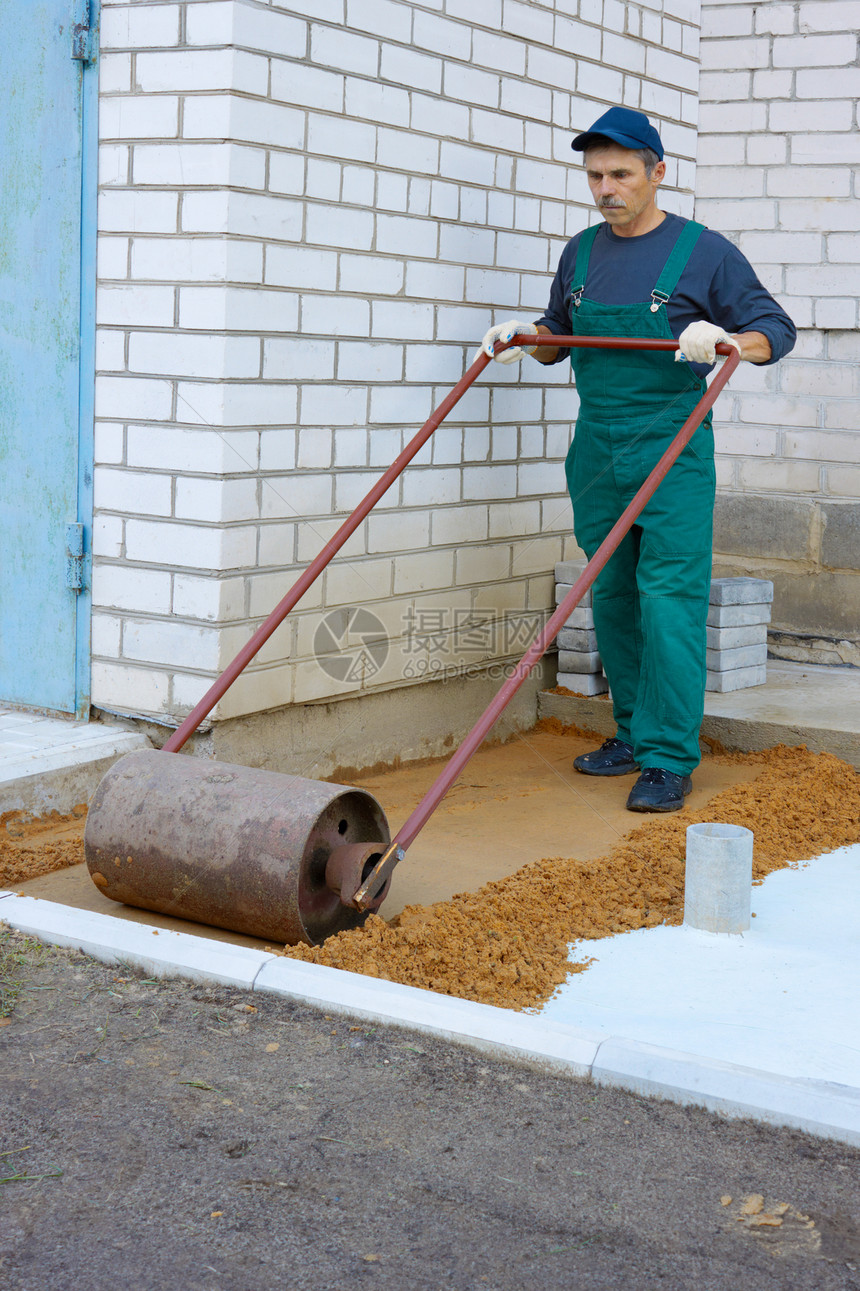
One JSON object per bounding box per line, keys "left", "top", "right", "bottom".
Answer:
{"left": 564, "top": 220, "right": 714, "bottom": 776}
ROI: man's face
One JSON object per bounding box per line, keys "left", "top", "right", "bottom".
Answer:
{"left": 584, "top": 144, "right": 666, "bottom": 237}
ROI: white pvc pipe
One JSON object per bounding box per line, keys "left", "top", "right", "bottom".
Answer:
{"left": 684, "top": 822, "right": 754, "bottom": 934}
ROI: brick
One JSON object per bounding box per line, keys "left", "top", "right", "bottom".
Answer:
{"left": 555, "top": 582, "right": 593, "bottom": 610}
{"left": 97, "top": 283, "right": 175, "bottom": 328}
{"left": 173, "top": 574, "right": 247, "bottom": 623}
{"left": 129, "top": 332, "right": 260, "bottom": 380}
{"left": 302, "top": 295, "right": 369, "bottom": 337}
{"left": 345, "top": 0, "right": 412, "bottom": 42}
{"left": 98, "top": 50, "right": 133, "bottom": 92}
{"left": 125, "top": 519, "right": 255, "bottom": 571}
{"left": 706, "top": 601, "right": 772, "bottom": 628}
{"left": 777, "top": 199, "right": 859, "bottom": 232}
{"left": 95, "top": 375, "right": 173, "bottom": 421}
{"left": 101, "top": 4, "right": 180, "bottom": 47}
{"left": 180, "top": 286, "right": 297, "bottom": 334}
{"left": 123, "top": 618, "right": 221, "bottom": 671}
{"left": 310, "top": 23, "right": 378, "bottom": 77}
{"left": 797, "top": 1, "right": 860, "bottom": 31}
{"left": 174, "top": 477, "right": 258, "bottom": 524}
{"left": 826, "top": 465, "right": 860, "bottom": 498}
{"left": 184, "top": 95, "right": 305, "bottom": 150}
{"left": 135, "top": 49, "right": 269, "bottom": 96}
{"left": 263, "top": 338, "right": 335, "bottom": 383}
{"left": 815, "top": 299, "right": 858, "bottom": 329}
{"left": 769, "top": 166, "right": 850, "bottom": 198}
{"left": 344, "top": 76, "right": 409, "bottom": 126}
{"left": 176, "top": 381, "right": 296, "bottom": 430}
{"left": 773, "top": 33, "right": 855, "bottom": 66}
{"left": 270, "top": 60, "right": 344, "bottom": 111}
{"left": 94, "top": 466, "right": 172, "bottom": 517}
{"left": 738, "top": 459, "right": 821, "bottom": 493}
{"left": 645, "top": 45, "right": 699, "bottom": 91}
{"left": 782, "top": 361, "right": 858, "bottom": 397}
{"left": 558, "top": 649, "right": 602, "bottom": 673}
{"left": 502, "top": 0, "right": 554, "bottom": 42}
{"left": 705, "top": 664, "right": 767, "bottom": 692}
{"left": 259, "top": 429, "right": 297, "bottom": 472}
{"left": 709, "top": 577, "right": 775, "bottom": 607}
{"left": 706, "top": 623, "right": 768, "bottom": 650}
{"left": 131, "top": 237, "right": 262, "bottom": 284}
{"left": 430, "top": 506, "right": 489, "bottom": 546}
{"left": 100, "top": 190, "right": 178, "bottom": 234}
{"left": 706, "top": 643, "right": 768, "bottom": 672}
{"left": 91, "top": 661, "right": 170, "bottom": 714}
{"left": 100, "top": 95, "right": 179, "bottom": 140}
{"left": 92, "top": 564, "right": 172, "bottom": 614}
{"left": 101, "top": 140, "right": 129, "bottom": 183}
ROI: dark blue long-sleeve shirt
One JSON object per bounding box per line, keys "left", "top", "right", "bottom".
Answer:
{"left": 535, "top": 213, "right": 796, "bottom": 375}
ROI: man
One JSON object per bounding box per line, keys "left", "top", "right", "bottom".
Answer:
{"left": 480, "top": 107, "right": 795, "bottom": 812}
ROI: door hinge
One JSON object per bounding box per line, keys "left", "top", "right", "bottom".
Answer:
{"left": 66, "top": 523, "right": 85, "bottom": 592}
{"left": 71, "top": 0, "right": 93, "bottom": 62}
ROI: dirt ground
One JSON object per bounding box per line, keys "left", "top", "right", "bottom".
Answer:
{"left": 1, "top": 928, "right": 859, "bottom": 1291}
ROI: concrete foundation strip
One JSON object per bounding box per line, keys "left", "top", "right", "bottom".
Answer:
{"left": 2, "top": 890, "right": 857, "bottom": 1149}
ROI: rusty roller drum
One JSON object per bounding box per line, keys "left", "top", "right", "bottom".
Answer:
{"left": 84, "top": 748, "right": 391, "bottom": 945}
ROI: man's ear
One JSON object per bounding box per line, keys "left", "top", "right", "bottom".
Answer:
{"left": 652, "top": 160, "right": 666, "bottom": 187}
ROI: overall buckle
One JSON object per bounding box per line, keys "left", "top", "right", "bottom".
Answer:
{"left": 650, "top": 289, "right": 670, "bottom": 314}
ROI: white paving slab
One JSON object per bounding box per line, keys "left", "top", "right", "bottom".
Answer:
{"left": 0, "top": 707, "right": 150, "bottom": 814}
{"left": 541, "top": 844, "right": 860, "bottom": 1088}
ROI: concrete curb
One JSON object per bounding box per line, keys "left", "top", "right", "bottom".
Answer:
{"left": 0, "top": 728, "right": 150, "bottom": 815}
{"left": 1, "top": 891, "right": 857, "bottom": 1148}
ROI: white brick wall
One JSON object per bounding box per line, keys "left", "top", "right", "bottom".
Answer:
{"left": 697, "top": 0, "right": 860, "bottom": 583}
{"left": 93, "top": 0, "right": 704, "bottom": 722}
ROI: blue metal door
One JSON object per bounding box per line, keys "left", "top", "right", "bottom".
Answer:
{"left": 0, "top": 1, "right": 97, "bottom": 715}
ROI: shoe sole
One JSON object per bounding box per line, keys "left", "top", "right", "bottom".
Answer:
{"left": 626, "top": 798, "right": 686, "bottom": 812}
{"left": 574, "top": 763, "right": 640, "bottom": 777}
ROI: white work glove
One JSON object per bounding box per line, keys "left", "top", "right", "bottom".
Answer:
{"left": 675, "top": 320, "right": 742, "bottom": 365}
{"left": 477, "top": 319, "right": 538, "bottom": 364}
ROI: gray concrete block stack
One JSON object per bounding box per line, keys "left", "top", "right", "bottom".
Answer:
{"left": 706, "top": 577, "right": 773, "bottom": 693}
{"left": 552, "top": 566, "right": 773, "bottom": 697}
{"left": 553, "top": 561, "right": 608, "bottom": 696}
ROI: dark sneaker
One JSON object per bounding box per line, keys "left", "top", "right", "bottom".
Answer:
{"left": 626, "top": 767, "right": 692, "bottom": 813}
{"left": 573, "top": 737, "right": 639, "bottom": 777}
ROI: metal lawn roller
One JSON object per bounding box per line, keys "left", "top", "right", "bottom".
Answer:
{"left": 85, "top": 338, "right": 739, "bottom": 944}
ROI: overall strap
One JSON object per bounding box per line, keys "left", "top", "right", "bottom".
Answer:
{"left": 649, "top": 219, "right": 706, "bottom": 311}
{"left": 570, "top": 223, "right": 601, "bottom": 308}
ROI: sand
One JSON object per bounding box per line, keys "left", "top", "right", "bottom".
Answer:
{"left": 0, "top": 806, "right": 86, "bottom": 887}
{"left": 5, "top": 735, "right": 859, "bottom": 1015}
{"left": 284, "top": 741, "right": 860, "bottom": 1011}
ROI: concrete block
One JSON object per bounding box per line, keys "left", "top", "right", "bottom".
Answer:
{"left": 0, "top": 896, "right": 274, "bottom": 988}
{"left": 558, "top": 626, "right": 599, "bottom": 653}
{"left": 705, "top": 624, "right": 768, "bottom": 650}
{"left": 821, "top": 503, "right": 860, "bottom": 573}
{"left": 709, "top": 577, "right": 774, "bottom": 607}
{"left": 555, "top": 578, "right": 593, "bottom": 608}
{"left": 556, "top": 671, "right": 609, "bottom": 696}
{"left": 706, "top": 643, "right": 768, "bottom": 673}
{"left": 560, "top": 606, "right": 594, "bottom": 630}
{"left": 254, "top": 958, "right": 604, "bottom": 1078}
{"left": 592, "top": 1037, "right": 860, "bottom": 1146}
{"left": 706, "top": 664, "right": 768, "bottom": 693}
{"left": 713, "top": 496, "right": 814, "bottom": 562}
{"left": 558, "top": 650, "right": 602, "bottom": 674}
{"left": 707, "top": 602, "right": 772, "bottom": 628}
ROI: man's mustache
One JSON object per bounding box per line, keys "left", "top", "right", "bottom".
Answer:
{"left": 599, "top": 198, "right": 626, "bottom": 208}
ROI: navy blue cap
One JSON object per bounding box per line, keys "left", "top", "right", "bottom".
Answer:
{"left": 572, "top": 107, "right": 664, "bottom": 161}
